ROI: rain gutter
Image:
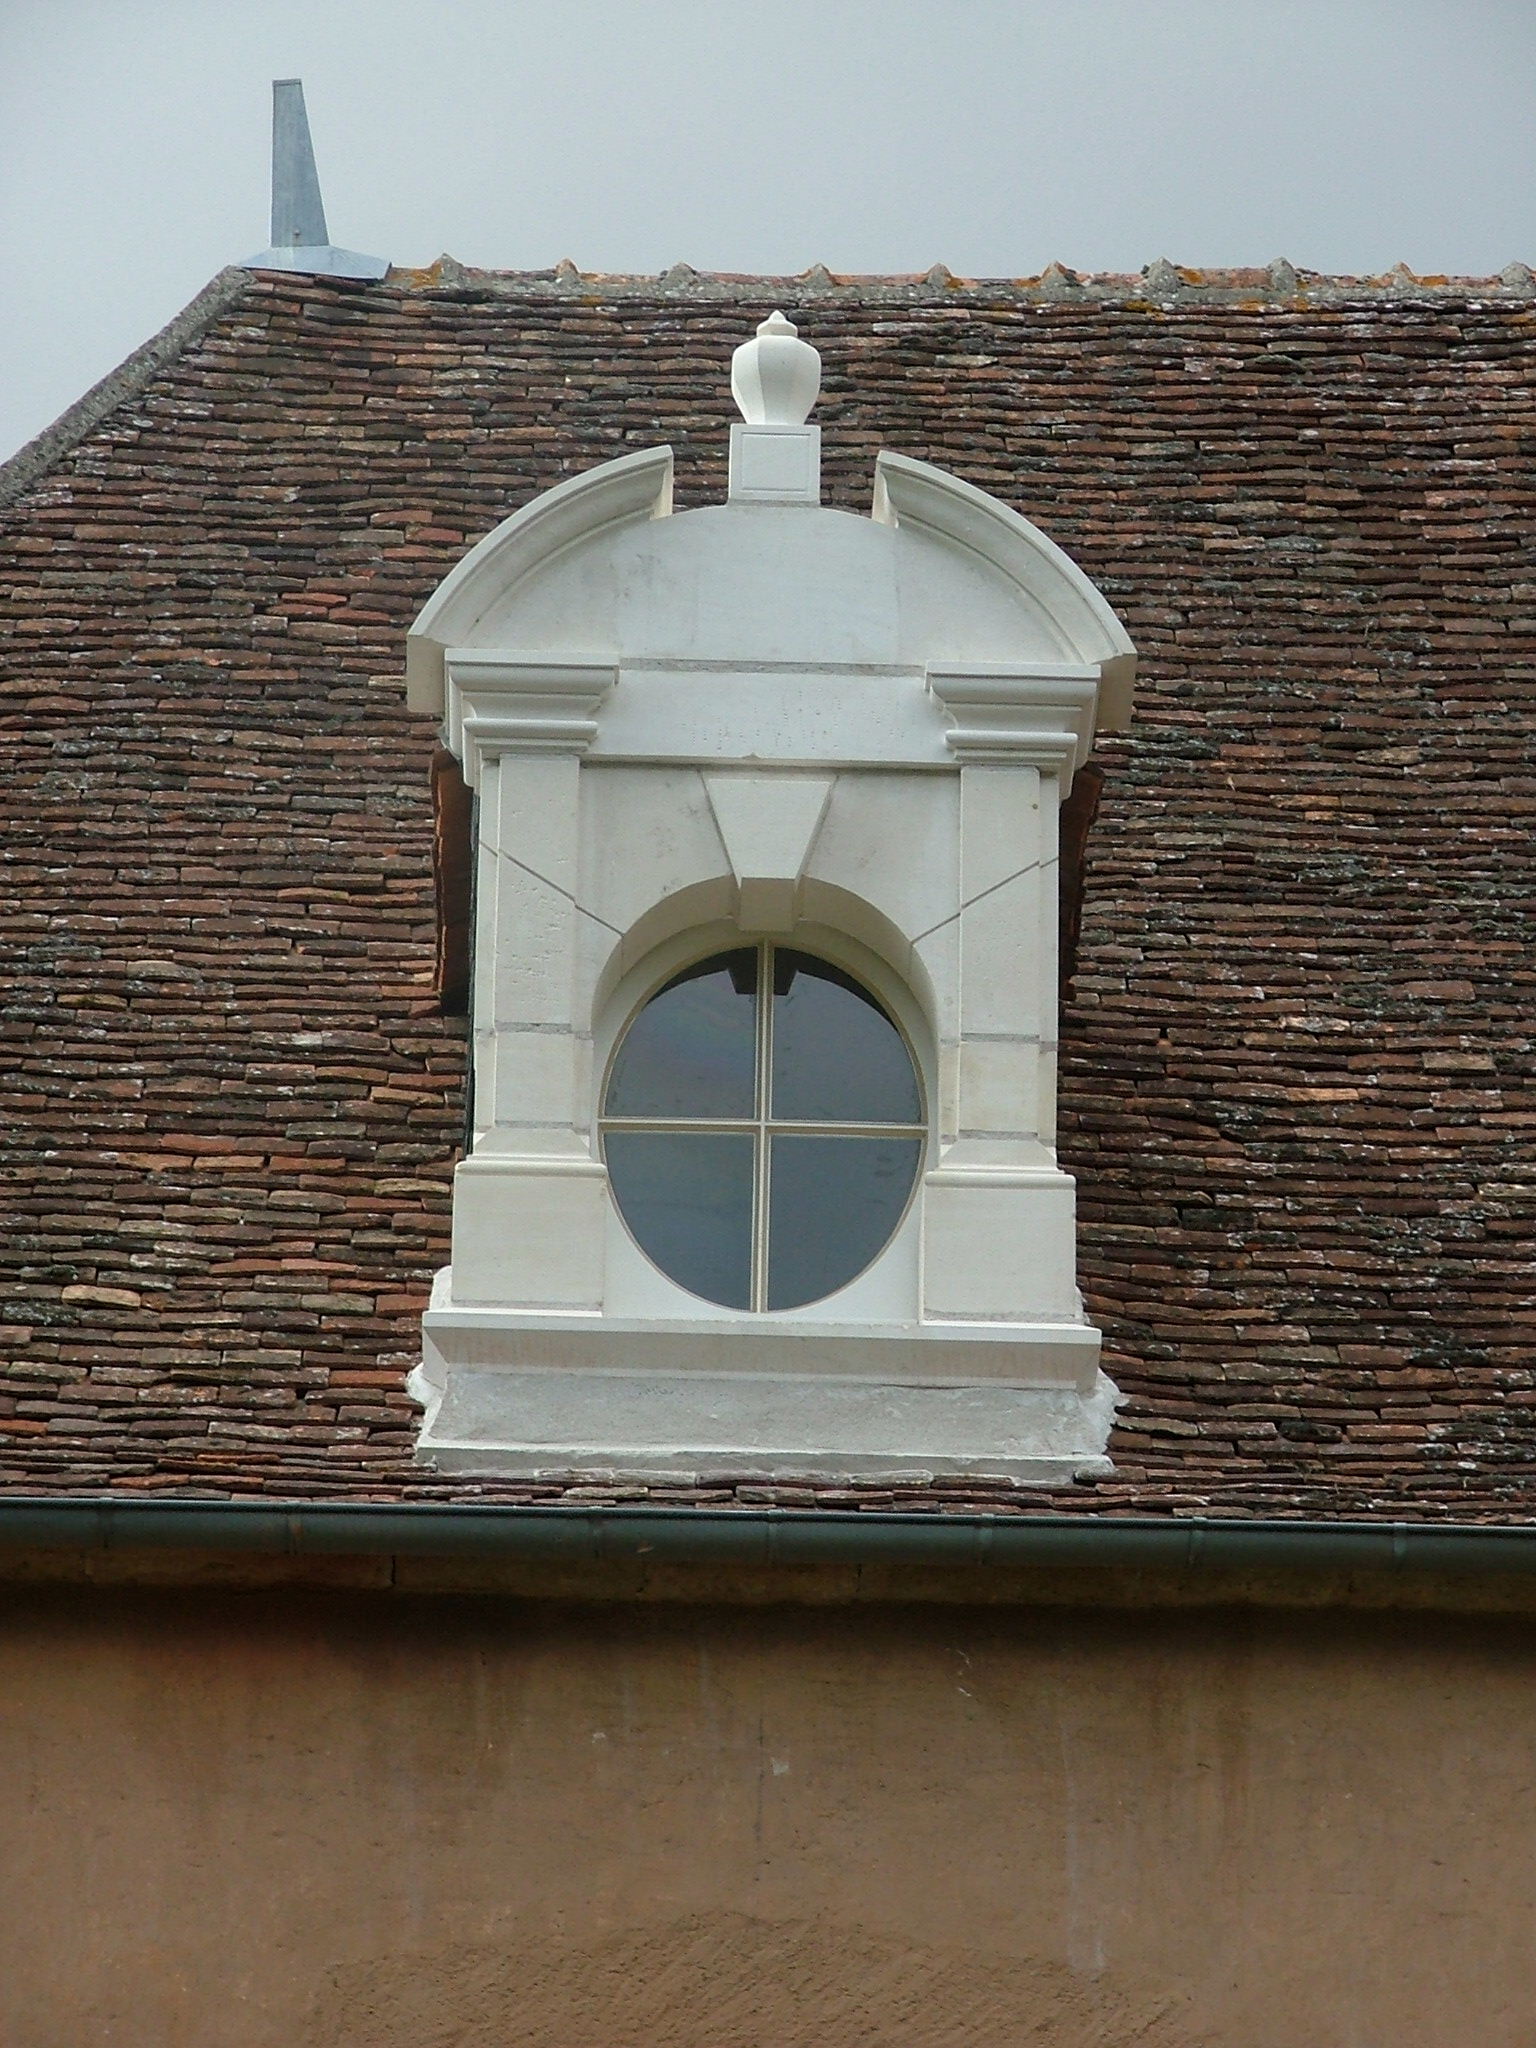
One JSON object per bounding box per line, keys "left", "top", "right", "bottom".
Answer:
{"left": 1, "top": 1499, "right": 1535, "bottom": 1577}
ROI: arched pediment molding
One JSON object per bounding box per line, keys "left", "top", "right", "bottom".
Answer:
{"left": 405, "top": 444, "right": 674, "bottom": 716}
{"left": 873, "top": 450, "right": 1136, "bottom": 729}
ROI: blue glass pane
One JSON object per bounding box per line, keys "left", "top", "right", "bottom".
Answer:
{"left": 766, "top": 1134, "right": 920, "bottom": 1310}
{"left": 605, "top": 1129, "right": 755, "bottom": 1309}
{"left": 769, "top": 952, "right": 920, "bottom": 1124}
{"left": 604, "top": 950, "right": 758, "bottom": 1120}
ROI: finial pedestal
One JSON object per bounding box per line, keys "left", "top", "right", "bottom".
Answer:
{"left": 728, "top": 420, "right": 821, "bottom": 504}
{"left": 728, "top": 311, "right": 821, "bottom": 504}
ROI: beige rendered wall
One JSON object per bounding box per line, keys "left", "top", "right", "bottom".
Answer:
{"left": 1, "top": 1580, "right": 1532, "bottom": 2048}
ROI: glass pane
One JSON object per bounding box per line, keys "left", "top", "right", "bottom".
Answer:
{"left": 765, "top": 1134, "right": 921, "bottom": 1310}
{"left": 605, "top": 1130, "right": 755, "bottom": 1309}
{"left": 604, "top": 949, "right": 758, "bottom": 1120}
{"left": 769, "top": 951, "right": 920, "bottom": 1124}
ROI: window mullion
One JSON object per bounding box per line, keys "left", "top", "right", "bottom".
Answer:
{"left": 601, "top": 1118, "right": 759, "bottom": 1134}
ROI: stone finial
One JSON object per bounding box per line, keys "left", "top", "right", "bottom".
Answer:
{"left": 731, "top": 312, "right": 821, "bottom": 427}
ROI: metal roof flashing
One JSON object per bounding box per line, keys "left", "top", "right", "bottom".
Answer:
{"left": 240, "top": 78, "right": 388, "bottom": 283}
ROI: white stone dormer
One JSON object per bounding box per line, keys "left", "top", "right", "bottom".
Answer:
{"left": 404, "top": 316, "right": 1137, "bottom": 1483}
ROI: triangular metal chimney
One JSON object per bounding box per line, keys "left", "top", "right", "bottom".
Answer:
{"left": 242, "top": 79, "right": 388, "bottom": 280}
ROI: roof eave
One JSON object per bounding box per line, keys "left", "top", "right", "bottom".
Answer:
{"left": 6, "top": 1497, "right": 1536, "bottom": 1583}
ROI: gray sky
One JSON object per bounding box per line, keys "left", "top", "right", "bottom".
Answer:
{"left": 2, "top": 0, "right": 1533, "bottom": 463}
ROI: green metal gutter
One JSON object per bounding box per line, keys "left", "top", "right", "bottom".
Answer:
{"left": 2, "top": 1498, "right": 1536, "bottom": 1576}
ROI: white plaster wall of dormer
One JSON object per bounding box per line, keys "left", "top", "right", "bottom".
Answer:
{"left": 406, "top": 334, "right": 1137, "bottom": 1484}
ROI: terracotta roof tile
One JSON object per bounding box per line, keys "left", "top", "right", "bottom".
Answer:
{"left": 1, "top": 266, "right": 1532, "bottom": 1516}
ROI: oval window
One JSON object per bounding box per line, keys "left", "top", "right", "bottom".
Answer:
{"left": 602, "top": 944, "right": 923, "bottom": 1311}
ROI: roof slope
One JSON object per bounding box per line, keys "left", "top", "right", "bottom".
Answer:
{"left": 2, "top": 265, "right": 1533, "bottom": 1516}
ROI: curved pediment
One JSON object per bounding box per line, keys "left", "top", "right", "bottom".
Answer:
{"left": 872, "top": 451, "right": 1136, "bottom": 729}
{"left": 406, "top": 442, "right": 1136, "bottom": 746}
{"left": 403, "top": 432, "right": 1138, "bottom": 774}
{"left": 405, "top": 444, "right": 675, "bottom": 716}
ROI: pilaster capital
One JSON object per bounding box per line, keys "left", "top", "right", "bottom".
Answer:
{"left": 445, "top": 651, "right": 617, "bottom": 782}
{"left": 927, "top": 662, "right": 1100, "bottom": 775}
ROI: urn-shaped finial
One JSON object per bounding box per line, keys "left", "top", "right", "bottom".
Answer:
{"left": 730, "top": 311, "right": 821, "bottom": 426}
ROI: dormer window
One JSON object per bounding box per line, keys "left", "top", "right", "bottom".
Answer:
{"left": 601, "top": 944, "right": 924, "bottom": 1312}
{"left": 403, "top": 310, "right": 1138, "bottom": 1483}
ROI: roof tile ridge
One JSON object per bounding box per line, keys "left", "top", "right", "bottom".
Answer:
{"left": 0, "top": 265, "right": 254, "bottom": 517}
{"left": 386, "top": 257, "right": 1536, "bottom": 307}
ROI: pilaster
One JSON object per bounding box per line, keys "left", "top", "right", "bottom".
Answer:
{"left": 920, "top": 662, "right": 1087, "bottom": 1324}
{"left": 447, "top": 651, "right": 615, "bottom": 1310}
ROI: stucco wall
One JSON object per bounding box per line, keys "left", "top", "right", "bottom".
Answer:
{"left": 2, "top": 1585, "right": 1532, "bottom": 2046}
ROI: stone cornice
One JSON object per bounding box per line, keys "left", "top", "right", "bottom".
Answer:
{"left": 446, "top": 652, "right": 618, "bottom": 778}
{"left": 927, "top": 664, "right": 1099, "bottom": 772}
